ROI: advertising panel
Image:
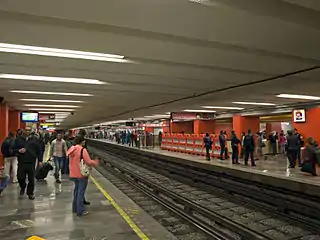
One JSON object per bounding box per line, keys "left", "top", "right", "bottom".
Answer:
{"left": 293, "top": 109, "right": 306, "bottom": 123}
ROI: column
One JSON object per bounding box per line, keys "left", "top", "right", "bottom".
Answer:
{"left": 0, "top": 103, "right": 9, "bottom": 167}
{"left": 233, "top": 115, "right": 260, "bottom": 136}
{"left": 9, "top": 110, "right": 20, "bottom": 134}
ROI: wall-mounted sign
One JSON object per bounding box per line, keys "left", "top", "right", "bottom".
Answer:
{"left": 39, "top": 114, "right": 55, "bottom": 121}
{"left": 293, "top": 109, "right": 306, "bottom": 123}
{"left": 171, "top": 112, "right": 215, "bottom": 120}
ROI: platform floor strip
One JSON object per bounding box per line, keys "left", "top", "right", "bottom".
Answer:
{"left": 90, "top": 175, "right": 150, "bottom": 240}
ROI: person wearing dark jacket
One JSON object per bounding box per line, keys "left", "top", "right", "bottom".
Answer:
{"left": 1, "top": 132, "right": 18, "bottom": 183}
{"left": 286, "top": 130, "right": 300, "bottom": 168}
{"left": 219, "top": 131, "right": 226, "bottom": 160}
{"left": 14, "top": 127, "right": 43, "bottom": 200}
{"left": 294, "top": 128, "right": 304, "bottom": 167}
{"left": 243, "top": 130, "right": 256, "bottom": 166}
{"left": 203, "top": 133, "right": 213, "bottom": 161}
{"left": 301, "top": 138, "right": 317, "bottom": 176}
{"left": 231, "top": 131, "right": 241, "bottom": 164}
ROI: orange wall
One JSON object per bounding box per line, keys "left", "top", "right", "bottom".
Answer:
{"left": 233, "top": 115, "right": 259, "bottom": 135}
{"left": 0, "top": 103, "right": 9, "bottom": 167}
{"left": 171, "top": 121, "right": 193, "bottom": 134}
{"left": 9, "top": 110, "right": 20, "bottom": 134}
{"left": 194, "top": 120, "right": 215, "bottom": 134}
{"left": 214, "top": 122, "right": 233, "bottom": 135}
{"left": 292, "top": 108, "right": 320, "bottom": 143}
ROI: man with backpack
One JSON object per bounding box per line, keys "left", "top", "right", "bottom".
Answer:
{"left": 243, "top": 130, "right": 256, "bottom": 166}
{"left": 1, "top": 132, "right": 18, "bottom": 183}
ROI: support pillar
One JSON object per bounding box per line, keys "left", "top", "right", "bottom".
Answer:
{"left": 0, "top": 103, "right": 9, "bottom": 167}
{"left": 9, "top": 110, "right": 20, "bottom": 134}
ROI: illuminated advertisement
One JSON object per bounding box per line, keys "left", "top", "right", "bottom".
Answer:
{"left": 293, "top": 109, "right": 306, "bottom": 123}
{"left": 21, "top": 112, "right": 39, "bottom": 122}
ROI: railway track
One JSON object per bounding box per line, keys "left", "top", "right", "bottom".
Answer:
{"left": 89, "top": 141, "right": 320, "bottom": 240}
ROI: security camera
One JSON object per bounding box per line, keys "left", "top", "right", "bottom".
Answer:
{"left": 71, "top": 112, "right": 74, "bottom": 115}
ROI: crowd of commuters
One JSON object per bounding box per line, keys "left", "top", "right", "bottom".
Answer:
{"left": 0, "top": 127, "right": 98, "bottom": 216}
{"left": 203, "top": 128, "right": 319, "bottom": 175}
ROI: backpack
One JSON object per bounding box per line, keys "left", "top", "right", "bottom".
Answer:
{"left": 243, "top": 135, "right": 253, "bottom": 147}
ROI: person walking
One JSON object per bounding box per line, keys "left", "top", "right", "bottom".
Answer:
{"left": 1, "top": 132, "right": 18, "bottom": 183}
{"left": 286, "top": 130, "right": 300, "bottom": 168}
{"left": 14, "top": 127, "right": 43, "bottom": 200}
{"left": 67, "top": 135, "right": 99, "bottom": 216}
{"left": 231, "top": 131, "right": 241, "bottom": 164}
{"left": 243, "top": 130, "right": 256, "bottom": 166}
{"left": 219, "top": 131, "right": 226, "bottom": 160}
{"left": 50, "top": 133, "right": 68, "bottom": 184}
{"left": 203, "top": 133, "right": 213, "bottom": 161}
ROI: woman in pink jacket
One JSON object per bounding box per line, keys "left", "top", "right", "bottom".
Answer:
{"left": 67, "top": 135, "right": 99, "bottom": 216}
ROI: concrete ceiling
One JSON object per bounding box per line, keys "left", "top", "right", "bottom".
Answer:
{"left": 0, "top": 0, "right": 319, "bottom": 128}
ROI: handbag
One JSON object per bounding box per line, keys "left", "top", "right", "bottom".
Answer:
{"left": 80, "top": 148, "right": 91, "bottom": 177}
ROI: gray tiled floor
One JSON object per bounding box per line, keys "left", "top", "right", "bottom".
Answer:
{"left": 95, "top": 139, "right": 320, "bottom": 186}
{"left": 0, "top": 174, "right": 140, "bottom": 240}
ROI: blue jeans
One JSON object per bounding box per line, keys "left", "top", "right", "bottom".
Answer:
{"left": 0, "top": 175, "right": 10, "bottom": 191}
{"left": 53, "top": 156, "right": 64, "bottom": 180}
{"left": 71, "top": 178, "right": 88, "bottom": 216}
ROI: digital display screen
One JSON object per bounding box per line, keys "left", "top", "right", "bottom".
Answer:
{"left": 21, "top": 112, "right": 39, "bottom": 122}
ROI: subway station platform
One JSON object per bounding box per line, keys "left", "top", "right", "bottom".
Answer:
{"left": 92, "top": 139, "right": 320, "bottom": 197}
{"left": 0, "top": 167, "right": 175, "bottom": 240}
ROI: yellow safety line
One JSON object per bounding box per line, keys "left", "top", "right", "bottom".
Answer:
{"left": 90, "top": 176, "right": 150, "bottom": 240}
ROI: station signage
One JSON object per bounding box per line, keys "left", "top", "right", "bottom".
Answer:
{"left": 138, "top": 123, "right": 169, "bottom": 127}
{"left": 171, "top": 112, "right": 215, "bottom": 120}
{"left": 293, "top": 109, "right": 306, "bottom": 123}
{"left": 39, "top": 114, "right": 55, "bottom": 122}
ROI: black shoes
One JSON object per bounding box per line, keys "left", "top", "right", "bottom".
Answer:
{"left": 56, "top": 179, "right": 62, "bottom": 184}
{"left": 28, "top": 195, "right": 35, "bottom": 200}
{"left": 84, "top": 200, "right": 91, "bottom": 205}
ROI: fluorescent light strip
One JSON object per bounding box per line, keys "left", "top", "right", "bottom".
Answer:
{"left": 39, "top": 111, "right": 71, "bottom": 114}
{"left": 0, "top": 43, "right": 131, "bottom": 63}
{"left": 25, "top": 104, "right": 80, "bottom": 108}
{"left": 232, "top": 102, "right": 276, "bottom": 106}
{"left": 29, "top": 108, "right": 75, "bottom": 111}
{"left": 11, "top": 90, "right": 92, "bottom": 96}
{"left": 276, "top": 94, "right": 320, "bottom": 100}
{"left": 20, "top": 99, "right": 83, "bottom": 103}
{"left": 0, "top": 74, "right": 106, "bottom": 85}
{"left": 144, "top": 114, "right": 171, "bottom": 118}
{"left": 202, "top": 106, "right": 244, "bottom": 110}
{"left": 184, "top": 109, "right": 216, "bottom": 113}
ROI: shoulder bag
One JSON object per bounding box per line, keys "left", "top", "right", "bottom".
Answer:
{"left": 80, "top": 148, "right": 91, "bottom": 177}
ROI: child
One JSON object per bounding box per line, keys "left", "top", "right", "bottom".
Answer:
{"left": 0, "top": 167, "right": 10, "bottom": 196}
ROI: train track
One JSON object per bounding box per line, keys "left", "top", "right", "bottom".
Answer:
{"left": 89, "top": 141, "right": 320, "bottom": 240}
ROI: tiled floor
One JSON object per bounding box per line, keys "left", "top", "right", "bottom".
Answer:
{"left": 94, "top": 139, "right": 320, "bottom": 186}
{"left": 0, "top": 173, "right": 140, "bottom": 240}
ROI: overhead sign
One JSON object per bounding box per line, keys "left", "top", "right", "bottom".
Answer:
{"left": 39, "top": 114, "right": 55, "bottom": 121}
{"left": 171, "top": 112, "right": 215, "bottom": 120}
{"left": 293, "top": 109, "right": 306, "bottom": 123}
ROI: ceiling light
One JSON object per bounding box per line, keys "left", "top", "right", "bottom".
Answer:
{"left": 232, "top": 102, "right": 276, "bottom": 106}
{"left": 276, "top": 94, "right": 320, "bottom": 100}
{"left": 24, "top": 104, "right": 80, "bottom": 108}
{"left": 0, "top": 74, "right": 106, "bottom": 85}
{"left": 28, "top": 108, "right": 75, "bottom": 111}
{"left": 202, "top": 106, "right": 244, "bottom": 110}
{"left": 11, "top": 90, "right": 92, "bottom": 96}
{"left": 0, "top": 43, "right": 131, "bottom": 63}
{"left": 183, "top": 109, "right": 216, "bottom": 113}
{"left": 144, "top": 114, "right": 171, "bottom": 118}
{"left": 38, "top": 111, "right": 71, "bottom": 114}
{"left": 20, "top": 99, "right": 83, "bottom": 103}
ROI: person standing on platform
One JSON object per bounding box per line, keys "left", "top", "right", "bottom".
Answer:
{"left": 219, "top": 130, "right": 226, "bottom": 160}
{"left": 50, "top": 133, "right": 68, "bottom": 184}
{"left": 243, "top": 130, "right": 256, "bottom": 166}
{"left": 231, "top": 131, "right": 241, "bottom": 164}
{"left": 68, "top": 134, "right": 99, "bottom": 216}
{"left": 14, "top": 127, "right": 43, "bottom": 200}
{"left": 257, "top": 132, "right": 265, "bottom": 160}
{"left": 158, "top": 131, "right": 163, "bottom": 146}
{"left": 240, "top": 132, "right": 246, "bottom": 159}
{"left": 286, "top": 130, "right": 300, "bottom": 168}
{"left": 294, "top": 128, "right": 304, "bottom": 167}
{"left": 204, "top": 133, "right": 213, "bottom": 161}
{"left": 1, "top": 132, "right": 18, "bottom": 183}
{"left": 279, "top": 131, "right": 287, "bottom": 155}
{"left": 301, "top": 137, "right": 317, "bottom": 176}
